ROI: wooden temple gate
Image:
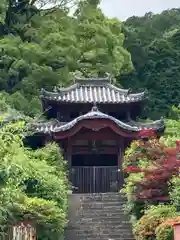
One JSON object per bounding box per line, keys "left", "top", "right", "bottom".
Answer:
{"left": 71, "top": 166, "right": 123, "bottom": 193}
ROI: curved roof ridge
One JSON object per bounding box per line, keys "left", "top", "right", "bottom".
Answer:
{"left": 42, "top": 84, "right": 145, "bottom": 96}
{"left": 107, "top": 83, "right": 146, "bottom": 96}
{"left": 107, "top": 83, "right": 128, "bottom": 93}
{"left": 34, "top": 111, "right": 165, "bottom": 134}
{"left": 40, "top": 88, "right": 60, "bottom": 98}
{"left": 129, "top": 118, "right": 164, "bottom": 126}
{"left": 56, "top": 83, "right": 79, "bottom": 92}
{"left": 52, "top": 110, "right": 139, "bottom": 133}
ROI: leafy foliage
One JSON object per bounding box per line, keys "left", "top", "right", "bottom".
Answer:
{"left": 122, "top": 125, "right": 180, "bottom": 227}
{"left": 124, "top": 130, "right": 180, "bottom": 203}
{"left": 0, "top": 117, "right": 68, "bottom": 239}
{"left": 169, "top": 176, "right": 180, "bottom": 212}
{"left": 74, "top": 0, "right": 132, "bottom": 76}
{"left": 155, "top": 216, "right": 180, "bottom": 240}
{"left": 0, "top": 0, "right": 131, "bottom": 116}
{"left": 120, "top": 9, "right": 180, "bottom": 119}
{"left": 133, "top": 205, "right": 176, "bottom": 240}
{"left": 161, "top": 117, "right": 180, "bottom": 146}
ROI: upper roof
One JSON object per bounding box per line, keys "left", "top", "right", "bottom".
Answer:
{"left": 40, "top": 75, "right": 146, "bottom": 104}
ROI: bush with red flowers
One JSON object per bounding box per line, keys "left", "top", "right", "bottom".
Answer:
{"left": 123, "top": 130, "right": 180, "bottom": 203}
{"left": 121, "top": 128, "right": 180, "bottom": 225}
{"left": 121, "top": 121, "right": 180, "bottom": 239}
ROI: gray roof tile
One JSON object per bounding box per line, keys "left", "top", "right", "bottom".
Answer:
{"left": 41, "top": 77, "right": 146, "bottom": 104}
{"left": 33, "top": 110, "right": 165, "bottom": 134}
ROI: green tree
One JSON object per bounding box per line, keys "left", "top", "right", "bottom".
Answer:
{"left": 0, "top": 0, "right": 132, "bottom": 116}
{"left": 120, "top": 9, "right": 180, "bottom": 119}
{"left": 74, "top": 0, "right": 132, "bottom": 76}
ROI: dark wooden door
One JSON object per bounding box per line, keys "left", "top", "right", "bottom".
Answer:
{"left": 71, "top": 166, "right": 123, "bottom": 193}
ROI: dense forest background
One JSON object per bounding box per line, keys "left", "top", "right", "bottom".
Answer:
{"left": 121, "top": 8, "right": 180, "bottom": 119}
{"left": 0, "top": 0, "right": 180, "bottom": 120}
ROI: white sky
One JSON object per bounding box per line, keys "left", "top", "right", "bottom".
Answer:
{"left": 100, "top": 0, "right": 180, "bottom": 20}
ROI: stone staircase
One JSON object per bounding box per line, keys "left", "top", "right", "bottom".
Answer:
{"left": 65, "top": 193, "right": 135, "bottom": 240}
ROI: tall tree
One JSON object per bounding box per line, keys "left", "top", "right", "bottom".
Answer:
{"left": 74, "top": 0, "right": 132, "bottom": 76}
{"left": 120, "top": 9, "right": 180, "bottom": 119}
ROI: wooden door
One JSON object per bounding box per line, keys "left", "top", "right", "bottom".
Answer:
{"left": 71, "top": 166, "right": 122, "bottom": 193}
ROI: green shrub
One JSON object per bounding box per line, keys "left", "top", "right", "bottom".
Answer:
{"left": 133, "top": 205, "right": 176, "bottom": 240}
{"left": 0, "top": 119, "right": 69, "bottom": 239}
{"left": 169, "top": 176, "right": 180, "bottom": 211}
{"left": 155, "top": 216, "right": 180, "bottom": 240}
{"left": 121, "top": 173, "right": 145, "bottom": 222}
{"left": 155, "top": 223, "right": 173, "bottom": 240}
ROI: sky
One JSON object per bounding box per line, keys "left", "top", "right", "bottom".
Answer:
{"left": 100, "top": 0, "right": 180, "bottom": 20}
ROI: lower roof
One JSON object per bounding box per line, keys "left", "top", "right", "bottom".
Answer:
{"left": 33, "top": 110, "right": 165, "bottom": 135}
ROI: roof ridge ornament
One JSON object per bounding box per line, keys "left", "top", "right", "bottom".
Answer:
{"left": 91, "top": 102, "right": 99, "bottom": 112}
{"left": 53, "top": 86, "right": 58, "bottom": 92}
{"left": 124, "top": 88, "right": 132, "bottom": 97}
{"left": 74, "top": 72, "right": 111, "bottom": 83}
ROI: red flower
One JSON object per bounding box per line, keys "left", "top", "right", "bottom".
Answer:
{"left": 176, "top": 140, "right": 180, "bottom": 148}
{"left": 125, "top": 137, "right": 180, "bottom": 203}
{"left": 124, "top": 166, "right": 142, "bottom": 173}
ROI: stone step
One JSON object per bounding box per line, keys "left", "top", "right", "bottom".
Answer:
{"left": 79, "top": 202, "right": 125, "bottom": 209}
{"left": 76, "top": 238, "right": 134, "bottom": 240}
{"left": 76, "top": 212, "right": 129, "bottom": 218}
{"left": 69, "top": 220, "right": 132, "bottom": 226}
{"left": 68, "top": 224, "right": 133, "bottom": 229}
{"left": 81, "top": 200, "right": 125, "bottom": 207}
{"left": 66, "top": 232, "right": 134, "bottom": 238}
{"left": 79, "top": 198, "right": 126, "bottom": 204}
{"left": 67, "top": 226, "right": 132, "bottom": 235}
{"left": 66, "top": 230, "right": 133, "bottom": 237}
{"left": 68, "top": 224, "right": 133, "bottom": 230}
{"left": 68, "top": 212, "right": 128, "bottom": 219}
{"left": 69, "top": 216, "right": 131, "bottom": 221}
{"left": 65, "top": 234, "right": 134, "bottom": 240}
{"left": 66, "top": 234, "right": 134, "bottom": 239}
{"left": 66, "top": 224, "right": 132, "bottom": 231}
{"left": 77, "top": 206, "right": 126, "bottom": 211}
{"left": 72, "top": 238, "right": 134, "bottom": 240}
{"left": 69, "top": 209, "right": 126, "bottom": 214}
{"left": 77, "top": 193, "right": 125, "bottom": 202}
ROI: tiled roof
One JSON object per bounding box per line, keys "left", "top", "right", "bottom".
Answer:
{"left": 33, "top": 110, "right": 165, "bottom": 134}
{"left": 40, "top": 76, "right": 146, "bottom": 104}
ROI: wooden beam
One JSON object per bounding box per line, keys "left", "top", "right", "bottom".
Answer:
{"left": 70, "top": 132, "right": 119, "bottom": 142}
{"left": 71, "top": 146, "right": 119, "bottom": 155}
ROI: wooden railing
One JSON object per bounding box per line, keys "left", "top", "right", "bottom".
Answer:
{"left": 8, "top": 221, "right": 36, "bottom": 240}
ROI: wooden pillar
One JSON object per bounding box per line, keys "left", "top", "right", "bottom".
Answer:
{"left": 118, "top": 137, "right": 124, "bottom": 168}
{"left": 65, "top": 138, "right": 73, "bottom": 187}
{"left": 67, "top": 138, "right": 72, "bottom": 169}
{"left": 117, "top": 137, "right": 124, "bottom": 188}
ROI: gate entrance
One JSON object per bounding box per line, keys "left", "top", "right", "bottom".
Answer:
{"left": 71, "top": 154, "right": 121, "bottom": 193}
